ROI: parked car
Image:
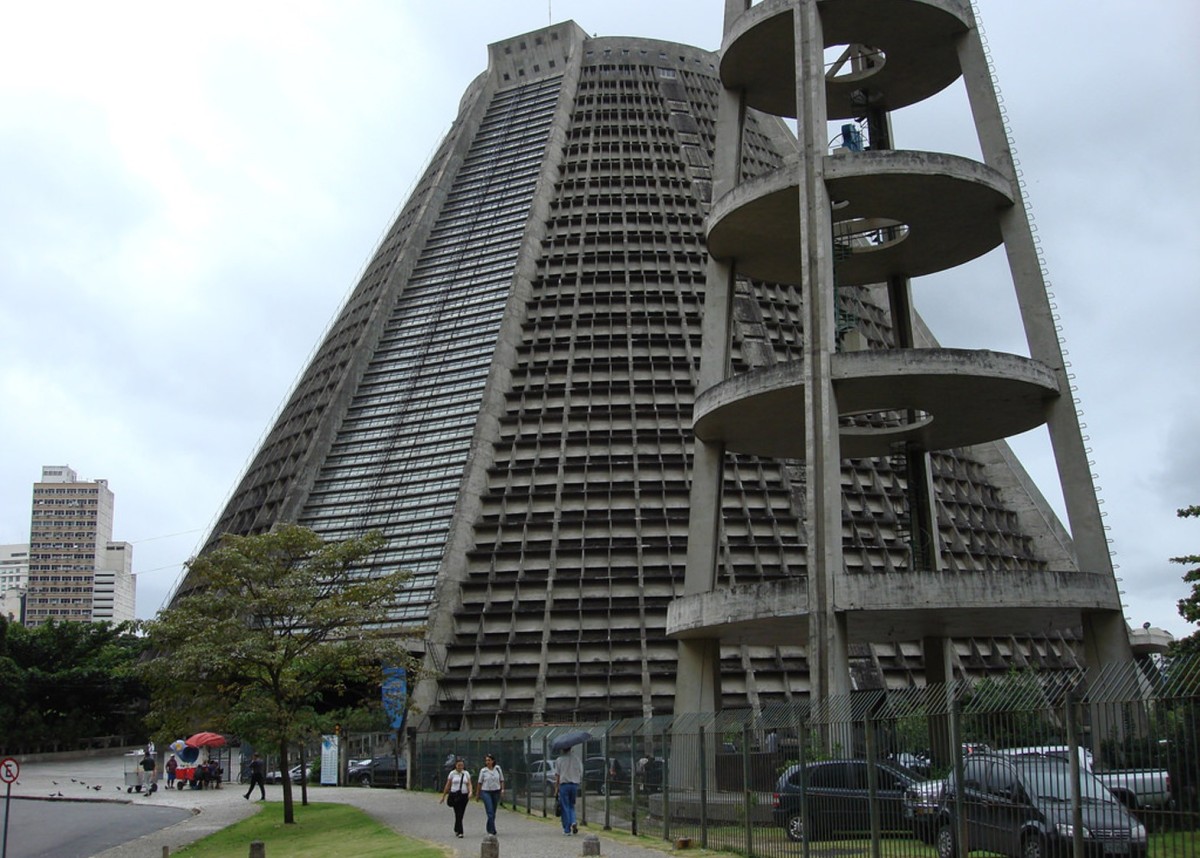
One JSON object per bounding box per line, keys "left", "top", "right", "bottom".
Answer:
{"left": 529, "top": 758, "right": 556, "bottom": 794}
{"left": 935, "top": 753, "right": 1148, "bottom": 858}
{"left": 772, "top": 758, "right": 933, "bottom": 842}
{"left": 264, "top": 764, "right": 311, "bottom": 785}
{"left": 906, "top": 776, "right": 948, "bottom": 843}
{"left": 348, "top": 756, "right": 407, "bottom": 788}
{"left": 1096, "top": 767, "right": 1173, "bottom": 813}
{"left": 993, "top": 745, "right": 1095, "bottom": 773}
{"left": 582, "top": 756, "right": 629, "bottom": 795}
{"left": 891, "top": 751, "right": 932, "bottom": 776}
{"left": 994, "top": 746, "right": 1172, "bottom": 812}
{"left": 638, "top": 756, "right": 665, "bottom": 792}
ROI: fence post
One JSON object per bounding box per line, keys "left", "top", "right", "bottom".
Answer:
{"left": 1066, "top": 690, "right": 1084, "bottom": 858}
{"left": 800, "top": 716, "right": 810, "bottom": 858}
{"left": 602, "top": 730, "right": 612, "bottom": 831}
{"left": 580, "top": 742, "right": 588, "bottom": 829}
{"left": 630, "top": 740, "right": 639, "bottom": 836}
{"left": 865, "top": 711, "right": 881, "bottom": 858}
{"left": 699, "top": 724, "right": 709, "bottom": 850}
{"left": 523, "top": 739, "right": 531, "bottom": 815}
{"left": 662, "top": 724, "right": 671, "bottom": 843}
{"left": 950, "top": 696, "right": 967, "bottom": 858}
{"left": 742, "top": 720, "right": 753, "bottom": 856}
{"left": 542, "top": 736, "right": 549, "bottom": 819}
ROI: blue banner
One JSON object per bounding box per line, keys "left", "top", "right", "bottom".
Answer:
{"left": 382, "top": 666, "right": 407, "bottom": 731}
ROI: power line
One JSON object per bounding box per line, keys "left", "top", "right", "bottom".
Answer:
{"left": 128, "top": 528, "right": 204, "bottom": 545}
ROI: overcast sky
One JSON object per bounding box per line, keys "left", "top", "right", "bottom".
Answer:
{"left": 1, "top": 1, "right": 1197, "bottom": 639}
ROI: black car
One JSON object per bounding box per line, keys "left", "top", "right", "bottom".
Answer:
{"left": 348, "top": 756, "right": 408, "bottom": 788}
{"left": 772, "top": 758, "right": 930, "bottom": 842}
{"left": 640, "top": 756, "right": 664, "bottom": 791}
{"left": 582, "top": 756, "right": 629, "bottom": 795}
{"left": 935, "top": 754, "right": 1147, "bottom": 858}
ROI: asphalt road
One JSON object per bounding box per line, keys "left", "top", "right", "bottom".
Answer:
{"left": 1, "top": 797, "right": 191, "bottom": 858}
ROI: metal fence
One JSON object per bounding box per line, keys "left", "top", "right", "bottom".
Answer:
{"left": 412, "top": 654, "right": 1200, "bottom": 857}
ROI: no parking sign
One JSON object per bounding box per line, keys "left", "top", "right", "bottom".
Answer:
{"left": 1, "top": 755, "right": 17, "bottom": 858}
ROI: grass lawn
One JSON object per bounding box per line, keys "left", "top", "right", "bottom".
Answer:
{"left": 614, "top": 824, "right": 1200, "bottom": 858}
{"left": 173, "top": 802, "right": 451, "bottom": 858}
{"left": 165, "top": 798, "right": 1200, "bottom": 858}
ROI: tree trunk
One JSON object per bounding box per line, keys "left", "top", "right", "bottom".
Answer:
{"left": 279, "top": 738, "right": 295, "bottom": 824}
{"left": 299, "top": 744, "right": 308, "bottom": 805}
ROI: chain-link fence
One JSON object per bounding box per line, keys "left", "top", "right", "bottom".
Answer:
{"left": 411, "top": 654, "right": 1200, "bottom": 857}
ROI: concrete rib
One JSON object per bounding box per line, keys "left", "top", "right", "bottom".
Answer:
{"left": 707, "top": 151, "right": 1013, "bottom": 286}
{"left": 721, "top": 0, "right": 970, "bottom": 119}
{"left": 692, "top": 348, "right": 1060, "bottom": 459}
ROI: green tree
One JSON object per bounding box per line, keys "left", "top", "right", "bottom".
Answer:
{"left": 1164, "top": 506, "right": 1200, "bottom": 811}
{"left": 0, "top": 617, "right": 148, "bottom": 754}
{"left": 1170, "top": 505, "right": 1200, "bottom": 656}
{"left": 138, "top": 525, "right": 422, "bottom": 824}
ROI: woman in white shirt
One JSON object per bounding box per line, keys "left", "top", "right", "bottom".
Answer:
{"left": 475, "top": 753, "right": 505, "bottom": 835}
{"left": 439, "top": 757, "right": 472, "bottom": 838}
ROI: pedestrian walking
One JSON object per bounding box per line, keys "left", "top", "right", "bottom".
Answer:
{"left": 554, "top": 746, "right": 583, "bottom": 835}
{"left": 475, "top": 753, "right": 505, "bottom": 835}
{"left": 244, "top": 753, "right": 266, "bottom": 801}
{"left": 439, "top": 757, "right": 472, "bottom": 838}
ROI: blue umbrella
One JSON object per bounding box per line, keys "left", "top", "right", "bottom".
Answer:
{"left": 551, "top": 730, "right": 592, "bottom": 752}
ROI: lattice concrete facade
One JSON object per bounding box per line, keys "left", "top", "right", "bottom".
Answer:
{"left": 180, "top": 15, "right": 1131, "bottom": 731}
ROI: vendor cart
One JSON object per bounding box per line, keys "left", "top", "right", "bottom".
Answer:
{"left": 172, "top": 745, "right": 202, "bottom": 789}
{"left": 124, "top": 751, "right": 158, "bottom": 793}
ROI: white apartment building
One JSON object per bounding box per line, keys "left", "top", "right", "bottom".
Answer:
{"left": 0, "top": 543, "right": 29, "bottom": 622}
{"left": 26, "top": 465, "right": 135, "bottom": 627}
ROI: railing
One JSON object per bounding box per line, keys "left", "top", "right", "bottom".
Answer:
{"left": 1, "top": 734, "right": 140, "bottom": 758}
{"left": 413, "top": 654, "right": 1200, "bottom": 857}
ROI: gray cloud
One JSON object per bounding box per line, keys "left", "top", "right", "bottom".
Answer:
{"left": 1, "top": 1, "right": 1195, "bottom": 641}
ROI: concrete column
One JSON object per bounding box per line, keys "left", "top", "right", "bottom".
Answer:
{"left": 887, "top": 277, "right": 942, "bottom": 572}
{"left": 954, "top": 16, "right": 1131, "bottom": 667}
{"left": 795, "top": 0, "right": 850, "bottom": 713}
{"left": 921, "top": 637, "right": 953, "bottom": 686}
{"left": 923, "top": 636, "right": 955, "bottom": 769}
{"left": 673, "top": 2, "right": 748, "bottom": 719}
{"left": 676, "top": 637, "right": 722, "bottom": 716}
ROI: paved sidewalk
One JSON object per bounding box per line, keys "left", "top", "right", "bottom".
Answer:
{"left": 7, "top": 754, "right": 683, "bottom": 858}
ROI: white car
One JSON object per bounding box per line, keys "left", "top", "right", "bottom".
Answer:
{"left": 265, "top": 764, "right": 311, "bottom": 784}
{"left": 529, "top": 759, "right": 557, "bottom": 794}
{"left": 992, "top": 744, "right": 1094, "bottom": 771}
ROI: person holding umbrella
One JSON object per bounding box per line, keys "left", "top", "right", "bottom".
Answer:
{"left": 554, "top": 744, "right": 584, "bottom": 835}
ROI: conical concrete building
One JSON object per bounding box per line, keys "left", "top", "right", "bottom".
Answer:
{"left": 181, "top": 14, "right": 1132, "bottom": 731}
